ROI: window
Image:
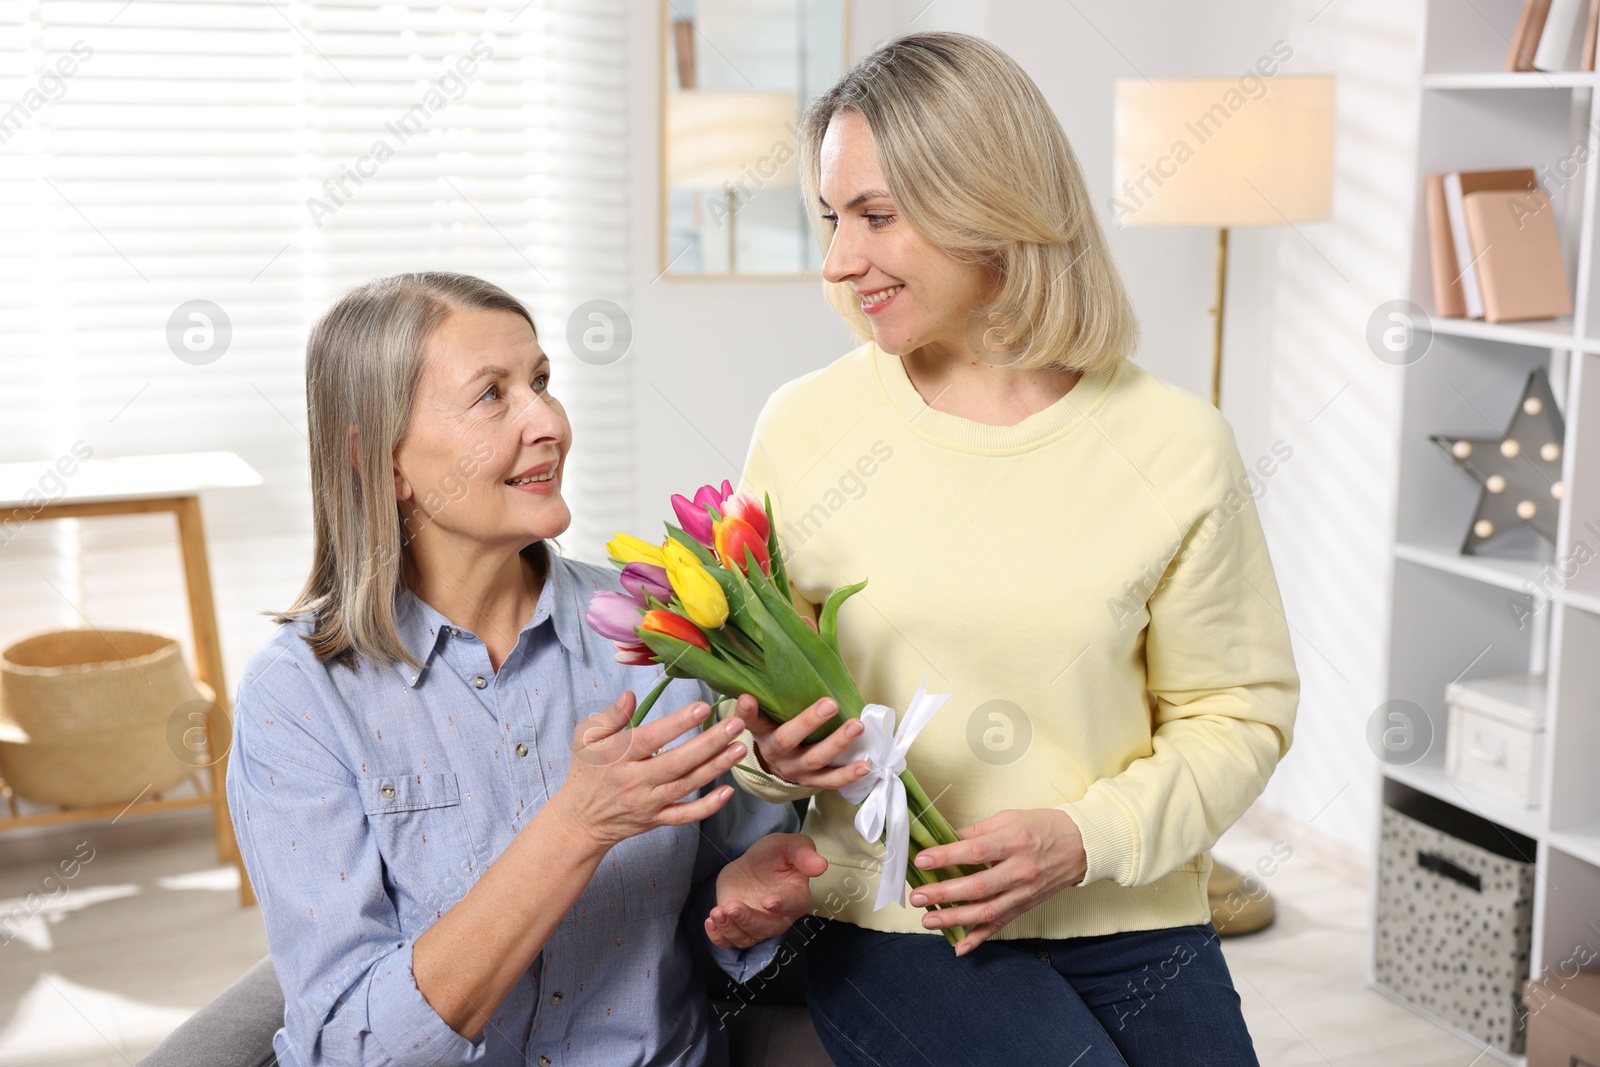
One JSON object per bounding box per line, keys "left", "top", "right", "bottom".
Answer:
{"left": 0, "top": 0, "right": 634, "bottom": 684}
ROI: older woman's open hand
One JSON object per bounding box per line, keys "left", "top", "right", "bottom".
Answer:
{"left": 706, "top": 833, "right": 828, "bottom": 950}
{"left": 552, "top": 691, "right": 749, "bottom": 853}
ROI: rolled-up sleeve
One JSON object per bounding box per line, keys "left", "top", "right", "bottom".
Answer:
{"left": 226, "top": 673, "right": 488, "bottom": 1066}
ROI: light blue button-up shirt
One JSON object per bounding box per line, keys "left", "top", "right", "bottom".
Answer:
{"left": 225, "top": 542, "right": 794, "bottom": 1067}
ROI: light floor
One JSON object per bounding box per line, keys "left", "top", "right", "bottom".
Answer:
{"left": 0, "top": 806, "right": 1494, "bottom": 1067}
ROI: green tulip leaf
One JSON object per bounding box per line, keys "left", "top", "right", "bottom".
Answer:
{"left": 635, "top": 630, "right": 781, "bottom": 713}
{"left": 762, "top": 492, "right": 793, "bottom": 607}
{"left": 819, "top": 578, "right": 868, "bottom": 657}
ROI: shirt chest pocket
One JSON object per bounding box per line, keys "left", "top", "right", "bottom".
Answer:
{"left": 613, "top": 823, "right": 696, "bottom": 921}
{"left": 362, "top": 772, "right": 478, "bottom": 916}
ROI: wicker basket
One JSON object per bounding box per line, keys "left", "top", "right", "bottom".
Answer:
{"left": 0, "top": 629, "right": 215, "bottom": 808}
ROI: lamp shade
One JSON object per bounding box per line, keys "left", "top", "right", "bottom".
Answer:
{"left": 665, "top": 90, "right": 798, "bottom": 190}
{"left": 1112, "top": 75, "right": 1335, "bottom": 227}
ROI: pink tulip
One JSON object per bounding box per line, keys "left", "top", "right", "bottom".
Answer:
{"left": 585, "top": 590, "right": 645, "bottom": 644}
{"left": 721, "top": 491, "right": 770, "bottom": 542}
{"left": 671, "top": 480, "right": 735, "bottom": 546}
{"left": 619, "top": 562, "right": 672, "bottom": 606}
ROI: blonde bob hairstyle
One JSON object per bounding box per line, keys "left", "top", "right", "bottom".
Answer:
{"left": 799, "top": 31, "right": 1139, "bottom": 373}
{"left": 271, "top": 271, "right": 556, "bottom": 672}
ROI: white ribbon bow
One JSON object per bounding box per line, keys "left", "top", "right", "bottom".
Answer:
{"left": 830, "top": 676, "right": 951, "bottom": 911}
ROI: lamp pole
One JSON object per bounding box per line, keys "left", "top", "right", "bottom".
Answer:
{"left": 1210, "top": 226, "right": 1230, "bottom": 409}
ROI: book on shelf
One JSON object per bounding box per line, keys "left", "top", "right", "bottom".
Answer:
{"left": 1585, "top": 0, "right": 1600, "bottom": 69}
{"left": 1535, "top": 0, "right": 1589, "bottom": 69}
{"left": 1462, "top": 189, "right": 1573, "bottom": 322}
{"left": 1510, "top": 0, "right": 1554, "bottom": 71}
{"left": 1426, "top": 168, "right": 1560, "bottom": 321}
{"left": 1425, "top": 173, "right": 1467, "bottom": 317}
{"left": 1510, "top": 0, "right": 1600, "bottom": 71}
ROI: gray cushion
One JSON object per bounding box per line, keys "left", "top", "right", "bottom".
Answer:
{"left": 136, "top": 955, "right": 282, "bottom": 1067}
{"left": 135, "top": 953, "right": 831, "bottom": 1067}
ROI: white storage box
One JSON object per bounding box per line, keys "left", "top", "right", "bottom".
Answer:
{"left": 1445, "top": 672, "right": 1546, "bottom": 808}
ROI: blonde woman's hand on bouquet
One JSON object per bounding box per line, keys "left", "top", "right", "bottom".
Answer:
{"left": 904, "top": 809, "right": 1088, "bottom": 955}
{"left": 706, "top": 833, "right": 829, "bottom": 949}
{"left": 736, "top": 693, "right": 873, "bottom": 790}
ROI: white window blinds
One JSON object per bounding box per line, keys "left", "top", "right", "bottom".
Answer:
{"left": 0, "top": 0, "right": 634, "bottom": 687}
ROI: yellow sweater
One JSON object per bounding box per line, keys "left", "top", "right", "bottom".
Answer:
{"left": 730, "top": 341, "right": 1299, "bottom": 939}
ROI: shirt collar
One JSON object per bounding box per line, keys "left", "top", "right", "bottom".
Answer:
{"left": 390, "top": 542, "right": 586, "bottom": 688}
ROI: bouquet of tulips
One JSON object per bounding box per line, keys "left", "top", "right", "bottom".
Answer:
{"left": 584, "top": 480, "right": 983, "bottom": 946}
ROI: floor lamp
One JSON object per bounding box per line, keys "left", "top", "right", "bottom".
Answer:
{"left": 1112, "top": 75, "right": 1335, "bottom": 408}
{"left": 665, "top": 90, "right": 798, "bottom": 274}
{"left": 1111, "top": 75, "right": 1335, "bottom": 934}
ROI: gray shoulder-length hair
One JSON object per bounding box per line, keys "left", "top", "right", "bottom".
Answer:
{"left": 271, "top": 271, "right": 555, "bottom": 671}
{"left": 799, "top": 31, "right": 1140, "bottom": 372}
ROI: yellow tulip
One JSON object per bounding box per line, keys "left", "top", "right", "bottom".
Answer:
{"left": 607, "top": 533, "right": 667, "bottom": 568}
{"left": 662, "top": 538, "right": 729, "bottom": 629}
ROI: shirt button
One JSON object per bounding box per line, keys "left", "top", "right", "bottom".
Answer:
{"left": 539, "top": 1057, "right": 551, "bottom": 1067}
{"left": 549, "top": 991, "right": 562, "bottom": 1004}
{"left": 450, "top": 627, "right": 460, "bottom": 637}
{"left": 380, "top": 785, "right": 395, "bottom": 799}
{"left": 516, "top": 743, "right": 529, "bottom": 758}
{"left": 473, "top": 676, "right": 487, "bottom": 689}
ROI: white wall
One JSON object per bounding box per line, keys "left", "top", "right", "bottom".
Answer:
{"left": 623, "top": 0, "right": 948, "bottom": 536}
{"left": 624, "top": 0, "right": 1429, "bottom": 860}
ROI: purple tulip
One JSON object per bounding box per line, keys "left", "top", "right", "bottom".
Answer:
{"left": 619, "top": 562, "right": 672, "bottom": 606}
{"left": 585, "top": 590, "right": 645, "bottom": 643}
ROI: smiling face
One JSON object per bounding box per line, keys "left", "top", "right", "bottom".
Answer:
{"left": 817, "top": 109, "right": 996, "bottom": 360}
{"left": 392, "top": 306, "right": 572, "bottom": 558}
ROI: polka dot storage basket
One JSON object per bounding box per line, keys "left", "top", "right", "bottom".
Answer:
{"left": 1374, "top": 789, "right": 1537, "bottom": 1056}
{"left": 0, "top": 629, "right": 214, "bottom": 808}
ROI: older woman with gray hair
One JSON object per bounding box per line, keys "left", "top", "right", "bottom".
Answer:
{"left": 225, "top": 272, "right": 826, "bottom": 1067}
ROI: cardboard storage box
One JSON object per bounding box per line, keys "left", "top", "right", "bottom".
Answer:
{"left": 1523, "top": 967, "right": 1600, "bottom": 1067}
{"left": 1445, "top": 672, "right": 1546, "bottom": 808}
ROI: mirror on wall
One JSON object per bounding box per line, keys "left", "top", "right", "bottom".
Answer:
{"left": 660, "top": 0, "right": 849, "bottom": 277}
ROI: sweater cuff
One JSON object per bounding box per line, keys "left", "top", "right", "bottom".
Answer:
{"left": 1056, "top": 787, "right": 1139, "bottom": 888}
{"left": 729, "top": 729, "right": 821, "bottom": 804}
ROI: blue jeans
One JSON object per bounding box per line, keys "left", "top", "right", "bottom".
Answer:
{"left": 802, "top": 918, "right": 1260, "bottom": 1067}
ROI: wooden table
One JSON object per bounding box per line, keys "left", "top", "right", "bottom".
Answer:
{"left": 0, "top": 451, "right": 263, "bottom": 906}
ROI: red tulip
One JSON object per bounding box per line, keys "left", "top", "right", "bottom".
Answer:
{"left": 714, "top": 516, "right": 771, "bottom": 577}
{"left": 613, "top": 642, "right": 657, "bottom": 666}
{"left": 640, "top": 609, "right": 710, "bottom": 650}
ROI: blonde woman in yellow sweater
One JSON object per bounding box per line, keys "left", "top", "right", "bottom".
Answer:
{"left": 718, "top": 32, "right": 1298, "bottom": 1067}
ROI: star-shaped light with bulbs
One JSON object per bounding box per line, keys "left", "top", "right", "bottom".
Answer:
{"left": 1430, "top": 367, "right": 1564, "bottom": 557}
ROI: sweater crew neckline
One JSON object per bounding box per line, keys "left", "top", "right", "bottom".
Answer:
{"left": 870, "top": 340, "right": 1118, "bottom": 454}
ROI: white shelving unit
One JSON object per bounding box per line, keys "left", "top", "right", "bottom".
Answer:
{"left": 1377, "top": 3, "right": 1600, "bottom": 1063}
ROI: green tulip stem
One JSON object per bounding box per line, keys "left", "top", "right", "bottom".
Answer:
{"left": 906, "top": 844, "right": 967, "bottom": 948}
{"left": 629, "top": 673, "right": 675, "bottom": 728}
{"left": 902, "top": 771, "right": 986, "bottom": 880}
